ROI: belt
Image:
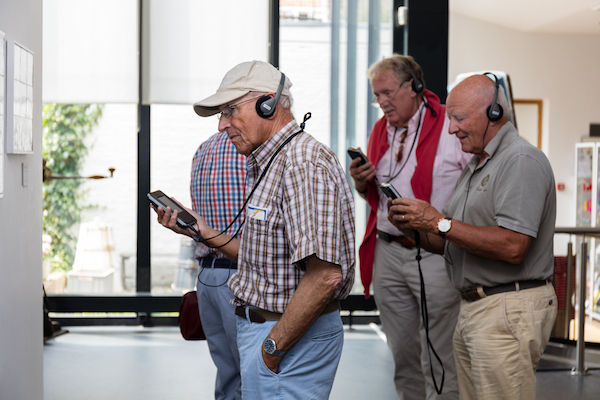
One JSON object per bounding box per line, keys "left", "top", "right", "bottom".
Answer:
{"left": 460, "top": 279, "right": 550, "bottom": 302}
{"left": 198, "top": 255, "right": 237, "bottom": 269}
{"left": 377, "top": 230, "right": 416, "bottom": 249}
{"left": 235, "top": 301, "right": 340, "bottom": 323}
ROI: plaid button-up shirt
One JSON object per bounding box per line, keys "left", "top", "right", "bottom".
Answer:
{"left": 190, "top": 131, "right": 246, "bottom": 259}
{"left": 229, "top": 120, "right": 355, "bottom": 313}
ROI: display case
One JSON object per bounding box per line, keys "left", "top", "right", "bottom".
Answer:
{"left": 575, "top": 142, "right": 600, "bottom": 319}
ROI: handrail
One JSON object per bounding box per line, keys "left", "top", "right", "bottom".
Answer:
{"left": 553, "top": 227, "right": 594, "bottom": 376}
{"left": 555, "top": 226, "right": 600, "bottom": 236}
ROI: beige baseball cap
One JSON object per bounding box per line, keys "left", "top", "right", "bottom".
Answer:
{"left": 193, "top": 60, "right": 292, "bottom": 117}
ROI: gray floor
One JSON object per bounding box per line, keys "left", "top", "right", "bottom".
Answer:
{"left": 44, "top": 326, "right": 600, "bottom": 399}
{"left": 43, "top": 325, "right": 396, "bottom": 400}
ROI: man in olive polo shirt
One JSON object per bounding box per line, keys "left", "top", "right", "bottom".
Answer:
{"left": 387, "top": 74, "right": 557, "bottom": 399}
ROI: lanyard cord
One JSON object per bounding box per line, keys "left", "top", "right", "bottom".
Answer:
{"left": 382, "top": 102, "right": 425, "bottom": 183}
{"left": 189, "top": 112, "right": 312, "bottom": 248}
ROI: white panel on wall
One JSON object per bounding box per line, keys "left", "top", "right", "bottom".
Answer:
{"left": 0, "top": 31, "right": 5, "bottom": 197}
{"left": 5, "top": 41, "right": 34, "bottom": 154}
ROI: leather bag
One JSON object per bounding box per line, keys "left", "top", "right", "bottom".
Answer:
{"left": 178, "top": 290, "right": 206, "bottom": 340}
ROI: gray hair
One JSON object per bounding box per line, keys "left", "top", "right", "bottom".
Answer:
{"left": 367, "top": 54, "right": 426, "bottom": 91}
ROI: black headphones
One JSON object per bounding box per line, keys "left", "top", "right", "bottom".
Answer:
{"left": 483, "top": 72, "right": 504, "bottom": 122}
{"left": 408, "top": 69, "right": 424, "bottom": 94}
{"left": 256, "top": 72, "right": 286, "bottom": 119}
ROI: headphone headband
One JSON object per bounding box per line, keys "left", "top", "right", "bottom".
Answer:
{"left": 408, "top": 69, "right": 424, "bottom": 94}
{"left": 482, "top": 72, "right": 503, "bottom": 122}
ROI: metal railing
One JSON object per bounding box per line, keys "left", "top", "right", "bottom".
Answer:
{"left": 554, "top": 227, "right": 600, "bottom": 375}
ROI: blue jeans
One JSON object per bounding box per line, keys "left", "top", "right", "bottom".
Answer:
{"left": 236, "top": 309, "right": 344, "bottom": 400}
{"left": 196, "top": 264, "right": 241, "bottom": 400}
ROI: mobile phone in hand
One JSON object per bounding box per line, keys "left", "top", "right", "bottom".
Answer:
{"left": 147, "top": 190, "right": 197, "bottom": 229}
{"left": 347, "top": 147, "right": 368, "bottom": 166}
{"left": 380, "top": 182, "right": 402, "bottom": 199}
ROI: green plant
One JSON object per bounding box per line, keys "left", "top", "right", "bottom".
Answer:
{"left": 42, "top": 104, "right": 103, "bottom": 272}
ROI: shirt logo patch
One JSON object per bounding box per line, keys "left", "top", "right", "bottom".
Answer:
{"left": 247, "top": 205, "right": 268, "bottom": 221}
{"left": 477, "top": 174, "right": 490, "bottom": 191}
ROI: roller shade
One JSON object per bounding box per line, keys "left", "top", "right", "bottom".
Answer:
{"left": 43, "top": 0, "right": 269, "bottom": 105}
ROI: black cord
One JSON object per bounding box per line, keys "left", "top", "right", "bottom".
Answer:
{"left": 192, "top": 112, "right": 311, "bottom": 248}
{"left": 196, "top": 264, "right": 233, "bottom": 288}
{"left": 414, "top": 231, "right": 445, "bottom": 394}
{"left": 382, "top": 103, "right": 424, "bottom": 182}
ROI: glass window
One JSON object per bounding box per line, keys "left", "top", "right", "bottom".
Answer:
{"left": 149, "top": 105, "right": 220, "bottom": 293}
{"left": 43, "top": 104, "right": 137, "bottom": 295}
{"left": 279, "top": 0, "right": 393, "bottom": 294}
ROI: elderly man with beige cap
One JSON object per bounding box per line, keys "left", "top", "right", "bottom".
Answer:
{"left": 155, "top": 60, "right": 356, "bottom": 399}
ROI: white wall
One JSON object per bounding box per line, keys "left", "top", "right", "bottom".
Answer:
{"left": 0, "top": 0, "right": 43, "bottom": 399}
{"left": 449, "top": 12, "right": 600, "bottom": 247}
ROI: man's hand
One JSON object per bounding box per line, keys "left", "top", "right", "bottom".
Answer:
{"left": 349, "top": 157, "right": 376, "bottom": 194}
{"left": 261, "top": 347, "right": 282, "bottom": 374}
{"left": 262, "top": 256, "right": 343, "bottom": 375}
{"left": 387, "top": 197, "right": 443, "bottom": 234}
{"left": 151, "top": 197, "right": 241, "bottom": 260}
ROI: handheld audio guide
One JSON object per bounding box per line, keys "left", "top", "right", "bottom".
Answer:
{"left": 347, "top": 147, "right": 368, "bottom": 166}
{"left": 147, "top": 190, "right": 197, "bottom": 229}
{"left": 380, "top": 182, "right": 402, "bottom": 199}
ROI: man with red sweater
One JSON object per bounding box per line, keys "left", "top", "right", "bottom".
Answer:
{"left": 350, "top": 55, "right": 470, "bottom": 399}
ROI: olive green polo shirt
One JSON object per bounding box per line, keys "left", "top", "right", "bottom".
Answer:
{"left": 443, "top": 122, "right": 556, "bottom": 290}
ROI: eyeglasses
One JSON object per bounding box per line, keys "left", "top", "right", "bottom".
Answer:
{"left": 218, "top": 95, "right": 262, "bottom": 120}
{"left": 370, "top": 79, "right": 410, "bottom": 108}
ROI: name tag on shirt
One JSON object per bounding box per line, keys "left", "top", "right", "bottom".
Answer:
{"left": 247, "top": 205, "right": 268, "bottom": 221}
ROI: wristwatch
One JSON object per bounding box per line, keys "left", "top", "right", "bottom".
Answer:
{"left": 437, "top": 217, "right": 452, "bottom": 237}
{"left": 263, "top": 336, "right": 286, "bottom": 357}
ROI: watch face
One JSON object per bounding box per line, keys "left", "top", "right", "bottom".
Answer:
{"left": 438, "top": 218, "right": 451, "bottom": 233}
{"left": 263, "top": 338, "right": 276, "bottom": 354}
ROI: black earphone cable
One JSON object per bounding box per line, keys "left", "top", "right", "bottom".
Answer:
{"left": 413, "top": 231, "right": 445, "bottom": 394}
{"left": 196, "top": 262, "right": 234, "bottom": 288}
{"left": 191, "top": 113, "right": 312, "bottom": 249}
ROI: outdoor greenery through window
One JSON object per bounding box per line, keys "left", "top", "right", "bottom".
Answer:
{"left": 42, "top": 104, "right": 137, "bottom": 295}
{"left": 42, "top": 104, "right": 103, "bottom": 272}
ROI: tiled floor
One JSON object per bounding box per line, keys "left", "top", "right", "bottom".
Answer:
{"left": 43, "top": 325, "right": 600, "bottom": 399}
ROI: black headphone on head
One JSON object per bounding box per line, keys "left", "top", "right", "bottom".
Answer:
{"left": 483, "top": 72, "right": 504, "bottom": 122}
{"left": 256, "top": 72, "right": 286, "bottom": 119}
{"left": 408, "top": 68, "right": 424, "bottom": 94}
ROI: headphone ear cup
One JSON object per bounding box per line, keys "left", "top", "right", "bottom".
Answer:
{"left": 411, "top": 78, "right": 424, "bottom": 94}
{"left": 486, "top": 104, "right": 504, "bottom": 122}
{"left": 255, "top": 95, "right": 275, "bottom": 118}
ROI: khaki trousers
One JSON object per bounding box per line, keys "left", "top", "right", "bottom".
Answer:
{"left": 453, "top": 283, "right": 557, "bottom": 400}
{"left": 373, "top": 238, "right": 460, "bottom": 400}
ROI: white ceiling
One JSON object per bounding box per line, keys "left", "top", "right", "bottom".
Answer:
{"left": 450, "top": 0, "right": 600, "bottom": 35}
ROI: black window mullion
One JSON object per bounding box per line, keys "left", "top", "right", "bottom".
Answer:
{"left": 137, "top": 104, "right": 151, "bottom": 293}
{"left": 136, "top": 0, "right": 151, "bottom": 293}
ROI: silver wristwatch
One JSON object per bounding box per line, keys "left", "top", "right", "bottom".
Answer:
{"left": 263, "top": 336, "right": 286, "bottom": 357}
